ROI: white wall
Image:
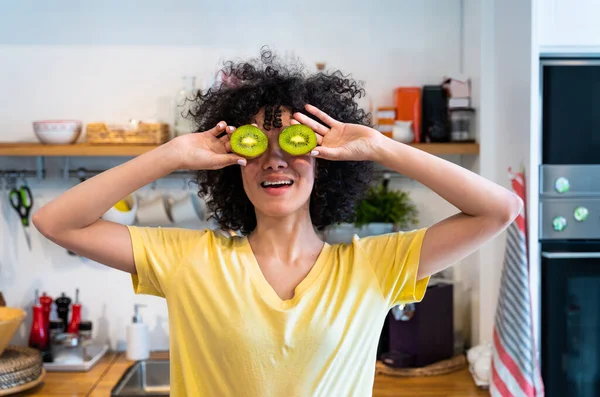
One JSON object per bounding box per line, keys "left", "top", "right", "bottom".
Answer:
{"left": 460, "top": 0, "right": 485, "bottom": 345}
{"left": 481, "top": 0, "right": 534, "bottom": 344}
{"left": 529, "top": 0, "right": 542, "bottom": 354}
{"left": 462, "top": 0, "right": 536, "bottom": 345}
{"left": 0, "top": 0, "right": 462, "bottom": 138}
{"left": 0, "top": 0, "right": 466, "bottom": 351}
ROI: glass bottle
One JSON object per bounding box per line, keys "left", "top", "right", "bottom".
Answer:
{"left": 173, "top": 76, "right": 197, "bottom": 137}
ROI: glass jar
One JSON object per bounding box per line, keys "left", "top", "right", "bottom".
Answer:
{"left": 449, "top": 107, "right": 476, "bottom": 142}
{"left": 49, "top": 320, "right": 64, "bottom": 344}
{"left": 78, "top": 320, "right": 93, "bottom": 347}
{"left": 173, "top": 76, "right": 197, "bottom": 137}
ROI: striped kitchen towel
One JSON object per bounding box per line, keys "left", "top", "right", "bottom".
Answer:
{"left": 490, "top": 167, "right": 544, "bottom": 396}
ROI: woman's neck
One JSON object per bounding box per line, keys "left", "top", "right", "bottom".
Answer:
{"left": 248, "top": 209, "right": 323, "bottom": 263}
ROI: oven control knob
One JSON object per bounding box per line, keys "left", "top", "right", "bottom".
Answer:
{"left": 552, "top": 216, "right": 567, "bottom": 231}
{"left": 574, "top": 206, "right": 589, "bottom": 222}
{"left": 554, "top": 177, "right": 570, "bottom": 193}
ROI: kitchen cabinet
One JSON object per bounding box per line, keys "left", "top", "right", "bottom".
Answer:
{"left": 538, "top": 0, "right": 600, "bottom": 49}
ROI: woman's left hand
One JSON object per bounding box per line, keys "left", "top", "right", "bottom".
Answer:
{"left": 292, "top": 104, "right": 382, "bottom": 161}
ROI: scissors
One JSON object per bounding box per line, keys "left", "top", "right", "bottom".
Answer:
{"left": 9, "top": 183, "right": 33, "bottom": 250}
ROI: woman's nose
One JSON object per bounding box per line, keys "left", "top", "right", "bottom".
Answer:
{"left": 263, "top": 140, "right": 288, "bottom": 170}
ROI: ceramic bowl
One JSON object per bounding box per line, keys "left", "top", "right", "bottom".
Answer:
{"left": 0, "top": 307, "right": 27, "bottom": 356}
{"left": 33, "top": 120, "right": 82, "bottom": 144}
{"left": 102, "top": 194, "right": 138, "bottom": 225}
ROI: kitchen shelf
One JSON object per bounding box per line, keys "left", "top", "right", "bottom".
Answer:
{"left": 409, "top": 142, "right": 479, "bottom": 155}
{"left": 0, "top": 142, "right": 159, "bottom": 156}
{"left": 0, "top": 142, "right": 479, "bottom": 157}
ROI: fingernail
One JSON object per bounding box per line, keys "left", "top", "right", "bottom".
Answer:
{"left": 310, "top": 150, "right": 319, "bottom": 156}
{"left": 218, "top": 122, "right": 224, "bottom": 129}
{"left": 237, "top": 159, "right": 247, "bottom": 166}
{"left": 229, "top": 126, "right": 236, "bottom": 132}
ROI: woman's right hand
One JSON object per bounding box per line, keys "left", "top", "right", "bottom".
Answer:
{"left": 169, "top": 121, "right": 247, "bottom": 170}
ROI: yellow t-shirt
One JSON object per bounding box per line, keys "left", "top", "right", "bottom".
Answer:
{"left": 127, "top": 226, "right": 430, "bottom": 397}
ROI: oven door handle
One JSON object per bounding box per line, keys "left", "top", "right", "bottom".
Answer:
{"left": 542, "top": 251, "right": 600, "bottom": 259}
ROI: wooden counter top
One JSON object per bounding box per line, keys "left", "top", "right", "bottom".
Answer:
{"left": 16, "top": 352, "right": 119, "bottom": 396}
{"left": 18, "top": 351, "right": 488, "bottom": 396}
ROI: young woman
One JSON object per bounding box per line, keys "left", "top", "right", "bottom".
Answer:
{"left": 33, "top": 49, "right": 522, "bottom": 396}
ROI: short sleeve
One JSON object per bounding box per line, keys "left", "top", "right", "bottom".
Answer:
{"left": 127, "top": 226, "right": 206, "bottom": 298}
{"left": 355, "top": 227, "right": 430, "bottom": 307}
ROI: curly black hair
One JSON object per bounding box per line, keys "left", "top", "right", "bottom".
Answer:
{"left": 191, "top": 47, "right": 374, "bottom": 235}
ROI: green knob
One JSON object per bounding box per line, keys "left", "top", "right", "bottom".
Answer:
{"left": 555, "top": 177, "right": 570, "bottom": 193}
{"left": 552, "top": 216, "right": 567, "bottom": 232}
{"left": 574, "top": 206, "right": 589, "bottom": 222}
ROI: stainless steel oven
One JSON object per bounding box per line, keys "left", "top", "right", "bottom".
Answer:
{"left": 539, "top": 165, "right": 600, "bottom": 396}
{"left": 540, "top": 56, "right": 600, "bottom": 396}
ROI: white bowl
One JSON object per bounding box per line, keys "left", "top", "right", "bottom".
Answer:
{"left": 102, "top": 194, "right": 138, "bottom": 225}
{"left": 33, "top": 120, "right": 82, "bottom": 144}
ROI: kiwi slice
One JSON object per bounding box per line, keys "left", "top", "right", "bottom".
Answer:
{"left": 230, "top": 125, "right": 268, "bottom": 158}
{"left": 279, "top": 124, "right": 317, "bottom": 155}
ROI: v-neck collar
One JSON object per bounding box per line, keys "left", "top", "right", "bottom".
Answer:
{"left": 238, "top": 236, "right": 330, "bottom": 310}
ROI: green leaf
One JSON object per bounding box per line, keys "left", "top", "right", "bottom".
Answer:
{"left": 354, "top": 182, "right": 419, "bottom": 229}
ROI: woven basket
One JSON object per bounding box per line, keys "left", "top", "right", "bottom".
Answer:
{"left": 86, "top": 121, "right": 170, "bottom": 144}
{"left": 375, "top": 354, "right": 467, "bottom": 377}
{"left": 0, "top": 346, "right": 42, "bottom": 390}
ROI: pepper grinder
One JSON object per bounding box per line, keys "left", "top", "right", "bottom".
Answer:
{"left": 28, "top": 290, "right": 48, "bottom": 351}
{"left": 55, "top": 292, "right": 72, "bottom": 332}
{"left": 67, "top": 289, "right": 82, "bottom": 334}
{"left": 39, "top": 292, "right": 53, "bottom": 333}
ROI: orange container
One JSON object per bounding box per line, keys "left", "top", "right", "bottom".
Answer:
{"left": 394, "top": 87, "right": 421, "bottom": 142}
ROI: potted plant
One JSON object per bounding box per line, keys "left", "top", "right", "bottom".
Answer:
{"left": 354, "top": 177, "right": 419, "bottom": 236}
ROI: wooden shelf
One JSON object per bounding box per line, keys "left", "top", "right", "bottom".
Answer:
{"left": 410, "top": 142, "right": 479, "bottom": 155}
{"left": 0, "top": 142, "right": 479, "bottom": 157}
{"left": 0, "top": 142, "right": 160, "bottom": 156}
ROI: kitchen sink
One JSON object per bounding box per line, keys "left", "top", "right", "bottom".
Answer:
{"left": 111, "top": 360, "right": 170, "bottom": 396}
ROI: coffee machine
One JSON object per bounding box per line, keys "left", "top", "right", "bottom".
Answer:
{"left": 378, "top": 281, "right": 454, "bottom": 368}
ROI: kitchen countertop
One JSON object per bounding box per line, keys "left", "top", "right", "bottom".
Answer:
{"left": 17, "top": 352, "right": 488, "bottom": 396}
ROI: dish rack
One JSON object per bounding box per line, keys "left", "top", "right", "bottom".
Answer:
{"left": 85, "top": 121, "right": 170, "bottom": 144}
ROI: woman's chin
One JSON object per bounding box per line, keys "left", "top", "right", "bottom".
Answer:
{"left": 257, "top": 202, "right": 305, "bottom": 218}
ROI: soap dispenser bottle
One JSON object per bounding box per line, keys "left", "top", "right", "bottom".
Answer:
{"left": 126, "top": 304, "right": 149, "bottom": 361}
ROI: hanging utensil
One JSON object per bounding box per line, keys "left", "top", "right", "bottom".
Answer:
{"left": 8, "top": 178, "right": 33, "bottom": 250}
